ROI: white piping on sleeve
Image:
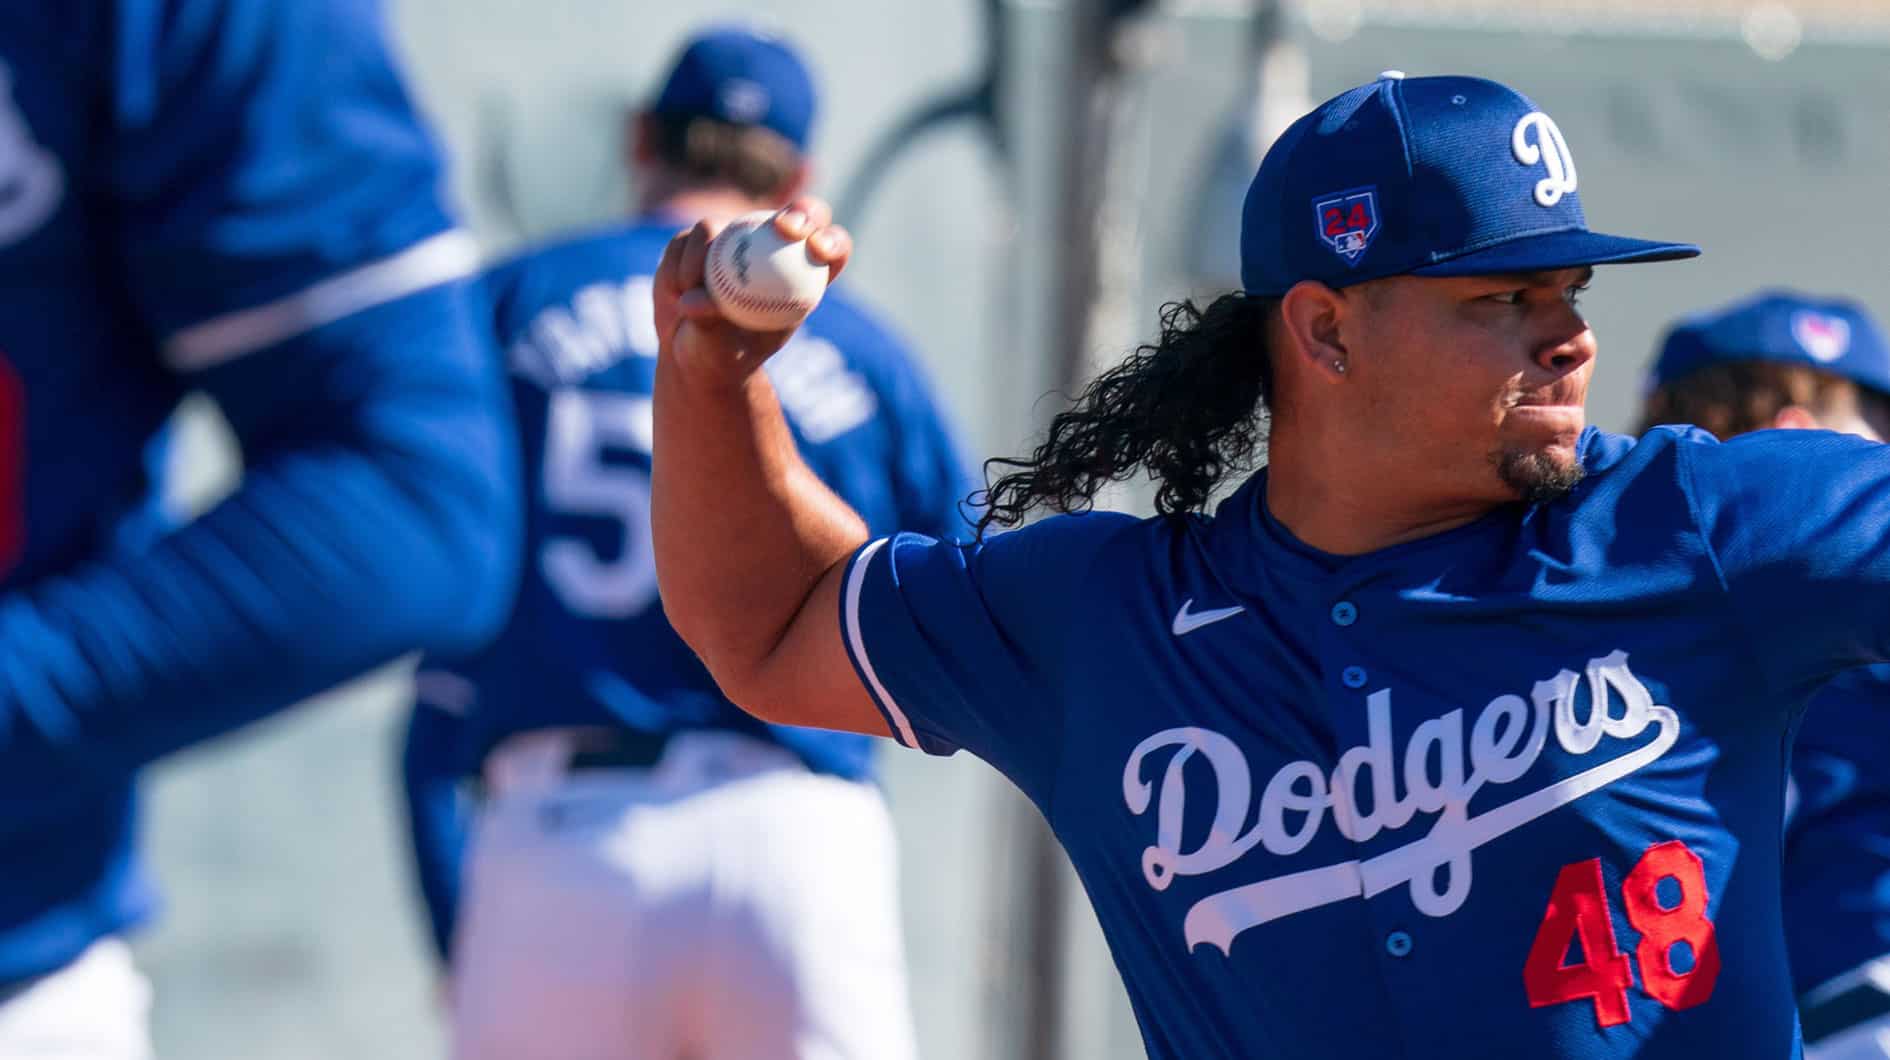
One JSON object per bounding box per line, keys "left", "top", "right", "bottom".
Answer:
{"left": 164, "top": 229, "right": 482, "bottom": 372}
{"left": 844, "top": 538, "right": 921, "bottom": 749}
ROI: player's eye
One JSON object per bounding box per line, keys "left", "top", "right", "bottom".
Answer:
{"left": 1483, "top": 290, "right": 1527, "bottom": 306}
{"left": 1564, "top": 282, "right": 1590, "bottom": 309}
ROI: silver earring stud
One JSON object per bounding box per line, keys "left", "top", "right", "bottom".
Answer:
{"left": 1333, "top": 361, "right": 1347, "bottom": 374}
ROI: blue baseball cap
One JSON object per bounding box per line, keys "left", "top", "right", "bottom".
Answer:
{"left": 1240, "top": 72, "right": 1699, "bottom": 297}
{"left": 1648, "top": 291, "right": 1890, "bottom": 396}
{"left": 651, "top": 27, "right": 817, "bottom": 151}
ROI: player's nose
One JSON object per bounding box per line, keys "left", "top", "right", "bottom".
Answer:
{"left": 1534, "top": 317, "right": 1596, "bottom": 376}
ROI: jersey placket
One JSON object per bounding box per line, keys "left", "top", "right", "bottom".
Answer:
{"left": 1319, "top": 568, "right": 1430, "bottom": 1055}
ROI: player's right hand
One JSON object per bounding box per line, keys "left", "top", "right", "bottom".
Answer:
{"left": 654, "top": 197, "right": 852, "bottom": 389}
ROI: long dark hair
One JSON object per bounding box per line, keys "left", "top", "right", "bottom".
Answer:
{"left": 975, "top": 292, "right": 1278, "bottom": 538}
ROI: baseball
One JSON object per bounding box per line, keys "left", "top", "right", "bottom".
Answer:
{"left": 705, "top": 209, "right": 830, "bottom": 331}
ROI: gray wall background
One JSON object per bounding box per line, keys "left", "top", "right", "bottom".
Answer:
{"left": 133, "top": 3, "right": 1890, "bottom": 1058}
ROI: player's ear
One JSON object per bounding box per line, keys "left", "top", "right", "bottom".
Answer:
{"left": 628, "top": 111, "right": 658, "bottom": 169}
{"left": 1770, "top": 405, "right": 1821, "bottom": 432}
{"left": 1277, "top": 281, "right": 1352, "bottom": 385}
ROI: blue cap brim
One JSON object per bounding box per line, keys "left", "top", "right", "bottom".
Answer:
{"left": 1410, "top": 228, "right": 1700, "bottom": 278}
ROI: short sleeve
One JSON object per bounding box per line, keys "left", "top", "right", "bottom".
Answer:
{"left": 109, "top": 0, "right": 475, "bottom": 372}
{"left": 837, "top": 513, "right": 1137, "bottom": 805}
{"left": 1682, "top": 428, "right": 1890, "bottom": 684}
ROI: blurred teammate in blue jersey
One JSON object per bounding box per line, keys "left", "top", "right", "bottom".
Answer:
{"left": 1640, "top": 292, "right": 1890, "bottom": 1060}
{"left": 400, "top": 26, "right": 970, "bottom": 1060}
{"left": 0, "top": 2, "right": 520, "bottom": 1056}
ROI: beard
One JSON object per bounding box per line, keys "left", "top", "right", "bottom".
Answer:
{"left": 1493, "top": 445, "right": 1586, "bottom": 505}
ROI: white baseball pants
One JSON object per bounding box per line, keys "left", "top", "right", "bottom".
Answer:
{"left": 449, "top": 730, "right": 920, "bottom": 1060}
{"left": 0, "top": 939, "right": 153, "bottom": 1060}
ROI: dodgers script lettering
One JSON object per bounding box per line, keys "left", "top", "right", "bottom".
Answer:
{"left": 1121, "top": 651, "right": 1679, "bottom": 954}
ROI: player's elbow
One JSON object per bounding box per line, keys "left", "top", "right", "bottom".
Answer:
{"left": 704, "top": 664, "right": 800, "bottom": 728}
{"left": 667, "top": 613, "right": 764, "bottom": 711}
{"left": 680, "top": 629, "right": 842, "bottom": 733}
{"left": 660, "top": 613, "right": 779, "bottom": 724}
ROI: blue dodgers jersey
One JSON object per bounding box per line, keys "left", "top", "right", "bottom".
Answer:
{"left": 0, "top": 1, "right": 512, "bottom": 981}
{"left": 1784, "top": 665, "right": 1890, "bottom": 998}
{"left": 450, "top": 217, "right": 974, "bottom": 779}
{"left": 841, "top": 425, "right": 1890, "bottom": 1059}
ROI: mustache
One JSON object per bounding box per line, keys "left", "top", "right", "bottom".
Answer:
{"left": 1505, "top": 383, "right": 1586, "bottom": 409}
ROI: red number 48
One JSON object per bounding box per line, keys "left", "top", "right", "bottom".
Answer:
{"left": 1523, "top": 840, "right": 1721, "bottom": 1028}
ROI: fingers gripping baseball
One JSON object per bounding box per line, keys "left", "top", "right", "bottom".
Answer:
{"left": 654, "top": 198, "right": 851, "bottom": 388}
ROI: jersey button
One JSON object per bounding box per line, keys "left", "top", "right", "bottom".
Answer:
{"left": 1330, "top": 601, "right": 1358, "bottom": 626}
{"left": 1385, "top": 930, "right": 1413, "bottom": 958}
{"left": 1342, "top": 666, "right": 1368, "bottom": 689}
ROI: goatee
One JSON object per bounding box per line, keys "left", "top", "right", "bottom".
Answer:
{"left": 1495, "top": 447, "right": 1586, "bottom": 506}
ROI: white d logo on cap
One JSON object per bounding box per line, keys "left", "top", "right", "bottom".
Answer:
{"left": 1511, "top": 112, "right": 1578, "bottom": 208}
{"left": 719, "top": 79, "right": 771, "bottom": 124}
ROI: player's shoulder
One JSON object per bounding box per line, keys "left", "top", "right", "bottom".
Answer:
{"left": 1604, "top": 421, "right": 1885, "bottom": 505}
{"left": 1565, "top": 424, "right": 1890, "bottom": 567}
{"left": 1577, "top": 423, "right": 1711, "bottom": 476}
{"left": 484, "top": 220, "right": 673, "bottom": 295}
{"left": 118, "top": 0, "right": 386, "bottom": 54}
{"left": 481, "top": 219, "right": 678, "bottom": 356}
{"left": 1557, "top": 423, "right": 1751, "bottom": 509}
{"left": 113, "top": 0, "right": 412, "bottom": 130}
{"left": 885, "top": 506, "right": 1159, "bottom": 586}
{"left": 1596, "top": 420, "right": 1882, "bottom": 472}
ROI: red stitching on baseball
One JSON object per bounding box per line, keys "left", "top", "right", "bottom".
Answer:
{"left": 709, "top": 228, "right": 817, "bottom": 318}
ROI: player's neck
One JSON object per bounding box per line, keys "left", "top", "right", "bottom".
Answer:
{"left": 638, "top": 187, "right": 778, "bottom": 228}
{"left": 1262, "top": 428, "right": 1498, "bottom": 556}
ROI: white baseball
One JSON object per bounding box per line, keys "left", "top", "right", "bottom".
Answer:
{"left": 704, "top": 209, "right": 830, "bottom": 331}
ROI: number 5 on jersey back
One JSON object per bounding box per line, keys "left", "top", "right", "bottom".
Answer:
{"left": 539, "top": 388, "right": 658, "bottom": 619}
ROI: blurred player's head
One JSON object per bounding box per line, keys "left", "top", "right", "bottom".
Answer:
{"left": 980, "top": 73, "right": 1697, "bottom": 537}
{"left": 1638, "top": 292, "right": 1890, "bottom": 443}
{"left": 630, "top": 26, "right": 815, "bottom": 217}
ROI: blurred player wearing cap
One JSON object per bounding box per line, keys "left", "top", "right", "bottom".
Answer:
{"left": 401, "top": 25, "right": 965, "bottom": 1060}
{"left": 652, "top": 68, "right": 1890, "bottom": 1056}
{"left": 0, "top": 1, "right": 520, "bottom": 1056}
{"left": 1640, "top": 292, "right": 1890, "bottom": 1059}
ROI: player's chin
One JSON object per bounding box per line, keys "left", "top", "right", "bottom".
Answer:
{"left": 1492, "top": 441, "right": 1586, "bottom": 506}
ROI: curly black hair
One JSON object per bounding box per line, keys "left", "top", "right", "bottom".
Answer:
{"left": 975, "top": 292, "right": 1278, "bottom": 538}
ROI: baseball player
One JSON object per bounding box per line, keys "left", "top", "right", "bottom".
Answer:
{"left": 1639, "top": 292, "right": 1890, "bottom": 1059}
{"left": 0, "top": 1, "right": 520, "bottom": 1056}
{"left": 646, "top": 70, "right": 1890, "bottom": 1057}
{"left": 400, "top": 27, "right": 968, "bottom": 1060}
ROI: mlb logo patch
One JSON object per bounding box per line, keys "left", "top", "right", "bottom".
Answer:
{"left": 1791, "top": 310, "right": 1851, "bottom": 363}
{"left": 1313, "top": 187, "right": 1380, "bottom": 266}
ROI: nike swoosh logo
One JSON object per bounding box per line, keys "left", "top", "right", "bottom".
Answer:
{"left": 1172, "top": 599, "right": 1246, "bottom": 636}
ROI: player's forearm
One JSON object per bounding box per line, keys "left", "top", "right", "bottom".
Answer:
{"left": 651, "top": 351, "right": 867, "bottom": 704}
{"left": 0, "top": 443, "right": 515, "bottom": 795}
{"left": 0, "top": 307, "right": 520, "bottom": 795}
